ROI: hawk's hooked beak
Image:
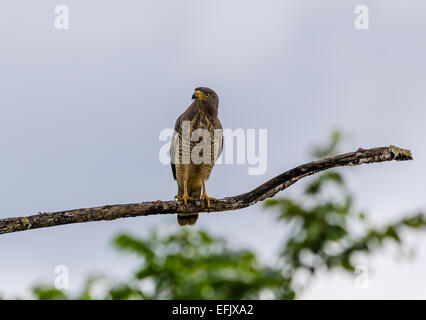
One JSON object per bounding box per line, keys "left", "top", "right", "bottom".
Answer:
{"left": 192, "top": 90, "right": 203, "bottom": 100}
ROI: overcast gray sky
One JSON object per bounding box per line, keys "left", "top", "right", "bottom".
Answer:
{"left": 1, "top": 0, "right": 425, "bottom": 299}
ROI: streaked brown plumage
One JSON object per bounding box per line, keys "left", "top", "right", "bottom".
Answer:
{"left": 170, "top": 87, "right": 223, "bottom": 226}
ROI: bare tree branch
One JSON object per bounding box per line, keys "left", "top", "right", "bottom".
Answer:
{"left": 0, "top": 145, "right": 413, "bottom": 235}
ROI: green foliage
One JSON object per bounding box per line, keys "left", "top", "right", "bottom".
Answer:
{"left": 263, "top": 130, "right": 426, "bottom": 293}
{"left": 28, "top": 130, "right": 426, "bottom": 300}
{"left": 310, "top": 129, "right": 343, "bottom": 158}
{"left": 115, "top": 230, "right": 291, "bottom": 299}
{"left": 32, "top": 230, "right": 291, "bottom": 300}
{"left": 31, "top": 285, "right": 68, "bottom": 300}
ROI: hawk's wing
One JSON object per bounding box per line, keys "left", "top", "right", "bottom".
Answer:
{"left": 171, "top": 110, "right": 223, "bottom": 180}
{"left": 170, "top": 115, "right": 183, "bottom": 181}
{"left": 215, "top": 118, "right": 224, "bottom": 161}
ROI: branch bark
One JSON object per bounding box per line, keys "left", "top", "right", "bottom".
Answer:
{"left": 0, "top": 145, "right": 413, "bottom": 235}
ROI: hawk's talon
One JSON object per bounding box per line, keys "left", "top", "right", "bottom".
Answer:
{"left": 201, "top": 193, "right": 217, "bottom": 208}
{"left": 175, "top": 194, "right": 195, "bottom": 206}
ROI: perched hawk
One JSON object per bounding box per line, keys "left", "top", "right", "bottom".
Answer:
{"left": 170, "top": 87, "right": 223, "bottom": 226}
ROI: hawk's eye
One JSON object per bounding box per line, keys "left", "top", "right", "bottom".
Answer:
{"left": 205, "top": 93, "right": 211, "bottom": 97}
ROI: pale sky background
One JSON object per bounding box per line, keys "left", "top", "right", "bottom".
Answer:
{"left": 0, "top": 0, "right": 425, "bottom": 299}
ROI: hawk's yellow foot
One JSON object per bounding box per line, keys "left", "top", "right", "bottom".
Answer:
{"left": 201, "top": 192, "right": 217, "bottom": 208}
{"left": 175, "top": 194, "right": 194, "bottom": 206}
{"left": 201, "top": 179, "right": 216, "bottom": 208}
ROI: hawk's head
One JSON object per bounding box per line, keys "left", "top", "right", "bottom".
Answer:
{"left": 192, "top": 87, "right": 219, "bottom": 107}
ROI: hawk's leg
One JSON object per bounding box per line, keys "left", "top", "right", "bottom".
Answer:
{"left": 201, "top": 179, "right": 217, "bottom": 208}
{"left": 175, "top": 180, "right": 194, "bottom": 206}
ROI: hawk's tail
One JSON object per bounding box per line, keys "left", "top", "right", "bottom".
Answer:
{"left": 177, "top": 214, "right": 198, "bottom": 226}
{"left": 177, "top": 182, "right": 202, "bottom": 226}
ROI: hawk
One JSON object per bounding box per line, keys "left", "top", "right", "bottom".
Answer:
{"left": 170, "top": 87, "right": 223, "bottom": 226}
